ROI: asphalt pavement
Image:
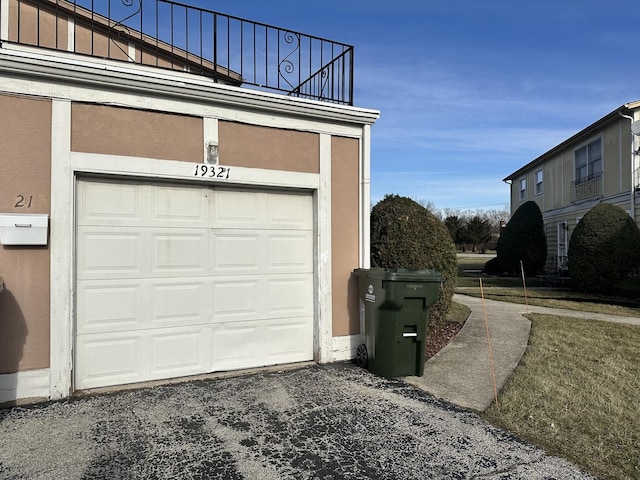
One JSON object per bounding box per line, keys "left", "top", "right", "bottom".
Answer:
{"left": 0, "top": 362, "right": 595, "bottom": 479}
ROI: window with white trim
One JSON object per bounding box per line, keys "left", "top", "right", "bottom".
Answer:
{"left": 557, "top": 221, "right": 568, "bottom": 271}
{"left": 519, "top": 178, "right": 526, "bottom": 201}
{"left": 535, "top": 169, "right": 543, "bottom": 195}
{"left": 575, "top": 137, "right": 602, "bottom": 183}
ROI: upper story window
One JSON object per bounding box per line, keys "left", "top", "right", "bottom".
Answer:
{"left": 519, "top": 178, "right": 527, "bottom": 201}
{"left": 535, "top": 169, "right": 543, "bottom": 195}
{"left": 575, "top": 138, "right": 602, "bottom": 183}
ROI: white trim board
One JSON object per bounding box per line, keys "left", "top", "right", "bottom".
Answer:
{"left": 50, "top": 157, "right": 331, "bottom": 399}
{"left": 332, "top": 334, "right": 364, "bottom": 362}
{"left": 69, "top": 152, "right": 320, "bottom": 191}
{"left": 0, "top": 0, "right": 9, "bottom": 41}
{"left": 0, "top": 369, "right": 50, "bottom": 405}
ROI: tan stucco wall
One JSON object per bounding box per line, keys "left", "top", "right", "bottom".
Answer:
{"left": 8, "top": 0, "right": 68, "bottom": 50}
{"left": 74, "top": 23, "right": 129, "bottom": 62}
{"left": 218, "top": 121, "right": 320, "bottom": 173}
{"left": 0, "top": 94, "right": 52, "bottom": 373}
{"left": 331, "top": 136, "right": 360, "bottom": 336}
{"left": 71, "top": 104, "right": 203, "bottom": 162}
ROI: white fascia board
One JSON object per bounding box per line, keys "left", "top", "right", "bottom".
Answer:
{"left": 0, "top": 46, "right": 380, "bottom": 128}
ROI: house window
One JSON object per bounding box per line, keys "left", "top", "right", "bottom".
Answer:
{"left": 575, "top": 138, "right": 602, "bottom": 183}
{"left": 535, "top": 169, "right": 543, "bottom": 195}
{"left": 519, "top": 178, "right": 526, "bottom": 201}
{"left": 557, "top": 221, "right": 568, "bottom": 272}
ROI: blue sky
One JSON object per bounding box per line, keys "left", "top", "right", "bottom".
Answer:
{"left": 193, "top": 1, "right": 640, "bottom": 211}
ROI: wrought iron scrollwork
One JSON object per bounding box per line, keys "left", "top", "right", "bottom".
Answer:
{"left": 278, "top": 31, "right": 300, "bottom": 90}
{"left": 109, "top": 0, "right": 142, "bottom": 61}
{"left": 317, "top": 66, "right": 330, "bottom": 100}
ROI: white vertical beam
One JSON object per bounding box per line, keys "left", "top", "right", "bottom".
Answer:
{"left": 67, "top": 16, "right": 75, "bottom": 52}
{"left": 203, "top": 116, "right": 218, "bottom": 163}
{"left": 360, "top": 124, "right": 371, "bottom": 268}
{"left": 128, "top": 42, "right": 136, "bottom": 62}
{"left": 49, "top": 99, "right": 73, "bottom": 400}
{"left": 315, "top": 133, "right": 333, "bottom": 363}
{"left": 1, "top": 0, "right": 9, "bottom": 41}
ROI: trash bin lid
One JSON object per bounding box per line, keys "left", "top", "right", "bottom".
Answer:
{"left": 355, "top": 268, "right": 441, "bottom": 282}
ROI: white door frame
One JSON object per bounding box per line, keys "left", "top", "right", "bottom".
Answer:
{"left": 49, "top": 101, "right": 331, "bottom": 399}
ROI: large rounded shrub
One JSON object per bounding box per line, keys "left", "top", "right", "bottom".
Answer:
{"left": 496, "top": 201, "right": 547, "bottom": 275}
{"left": 370, "top": 195, "right": 457, "bottom": 330}
{"left": 568, "top": 202, "right": 640, "bottom": 293}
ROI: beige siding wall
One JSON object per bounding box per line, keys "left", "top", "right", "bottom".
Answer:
{"left": 552, "top": 151, "right": 565, "bottom": 210}
{"left": 330, "top": 136, "right": 360, "bottom": 336}
{"left": 71, "top": 104, "right": 203, "bottom": 162}
{"left": 218, "top": 121, "right": 320, "bottom": 173}
{"left": 0, "top": 94, "right": 52, "bottom": 373}
{"left": 602, "top": 124, "right": 620, "bottom": 197}
{"left": 513, "top": 118, "right": 634, "bottom": 217}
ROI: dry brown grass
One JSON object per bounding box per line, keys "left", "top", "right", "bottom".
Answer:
{"left": 457, "top": 287, "right": 640, "bottom": 317}
{"left": 482, "top": 314, "right": 640, "bottom": 480}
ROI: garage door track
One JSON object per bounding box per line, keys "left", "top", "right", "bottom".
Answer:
{"left": 0, "top": 364, "right": 594, "bottom": 479}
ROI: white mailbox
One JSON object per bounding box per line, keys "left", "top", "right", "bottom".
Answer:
{"left": 0, "top": 214, "right": 49, "bottom": 245}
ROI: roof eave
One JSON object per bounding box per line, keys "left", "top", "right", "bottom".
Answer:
{"left": 503, "top": 101, "right": 640, "bottom": 181}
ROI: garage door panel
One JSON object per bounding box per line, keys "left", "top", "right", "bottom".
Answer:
{"left": 212, "top": 190, "right": 260, "bottom": 228}
{"left": 151, "top": 281, "right": 207, "bottom": 325}
{"left": 76, "top": 179, "right": 314, "bottom": 391}
{"left": 77, "top": 282, "right": 143, "bottom": 333}
{"left": 267, "top": 232, "right": 313, "bottom": 273}
{"left": 267, "top": 276, "right": 314, "bottom": 317}
{"left": 152, "top": 231, "right": 209, "bottom": 275}
{"left": 212, "top": 324, "right": 260, "bottom": 369}
{"left": 150, "top": 329, "right": 208, "bottom": 376}
{"left": 212, "top": 232, "right": 261, "bottom": 274}
{"left": 151, "top": 185, "right": 208, "bottom": 227}
{"left": 77, "top": 228, "right": 144, "bottom": 278}
{"left": 76, "top": 334, "right": 143, "bottom": 389}
{"left": 266, "top": 320, "right": 313, "bottom": 361}
{"left": 265, "top": 193, "right": 313, "bottom": 230}
{"left": 77, "top": 180, "right": 144, "bottom": 226}
{"left": 212, "top": 279, "right": 260, "bottom": 320}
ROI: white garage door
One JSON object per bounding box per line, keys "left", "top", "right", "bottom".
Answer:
{"left": 75, "top": 178, "right": 314, "bottom": 390}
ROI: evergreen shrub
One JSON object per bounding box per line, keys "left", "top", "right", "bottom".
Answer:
{"left": 568, "top": 202, "right": 640, "bottom": 293}
{"left": 496, "top": 201, "right": 547, "bottom": 275}
{"left": 370, "top": 195, "right": 457, "bottom": 330}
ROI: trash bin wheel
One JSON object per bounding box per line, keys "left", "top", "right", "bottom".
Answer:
{"left": 356, "top": 344, "right": 368, "bottom": 368}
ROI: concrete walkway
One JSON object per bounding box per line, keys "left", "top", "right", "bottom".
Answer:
{"left": 405, "top": 293, "right": 640, "bottom": 412}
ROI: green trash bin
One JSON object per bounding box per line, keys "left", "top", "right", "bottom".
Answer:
{"left": 354, "top": 268, "right": 441, "bottom": 378}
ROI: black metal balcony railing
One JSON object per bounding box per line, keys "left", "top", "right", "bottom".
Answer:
{"left": 0, "top": 0, "right": 354, "bottom": 105}
{"left": 571, "top": 171, "right": 603, "bottom": 203}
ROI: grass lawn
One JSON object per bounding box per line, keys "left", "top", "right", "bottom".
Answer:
{"left": 482, "top": 314, "right": 640, "bottom": 480}
{"left": 456, "top": 255, "right": 640, "bottom": 317}
{"left": 455, "top": 255, "right": 640, "bottom": 479}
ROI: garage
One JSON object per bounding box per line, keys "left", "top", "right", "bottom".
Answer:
{"left": 74, "top": 177, "right": 314, "bottom": 390}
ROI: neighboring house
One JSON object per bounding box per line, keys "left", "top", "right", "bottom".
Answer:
{"left": 0, "top": 0, "right": 379, "bottom": 403}
{"left": 503, "top": 101, "right": 640, "bottom": 274}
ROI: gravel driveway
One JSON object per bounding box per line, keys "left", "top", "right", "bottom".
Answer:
{"left": 0, "top": 363, "right": 594, "bottom": 479}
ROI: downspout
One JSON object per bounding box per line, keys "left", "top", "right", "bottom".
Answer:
{"left": 619, "top": 112, "right": 636, "bottom": 222}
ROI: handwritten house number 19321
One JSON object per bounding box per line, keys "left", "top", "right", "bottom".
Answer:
{"left": 194, "top": 164, "right": 230, "bottom": 180}
{"left": 15, "top": 194, "right": 33, "bottom": 208}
